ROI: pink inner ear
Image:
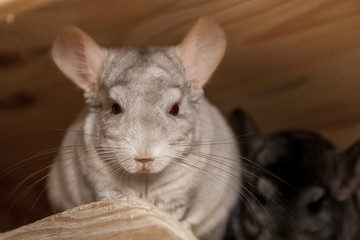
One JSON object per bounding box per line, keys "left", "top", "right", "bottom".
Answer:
{"left": 177, "top": 16, "right": 227, "bottom": 88}
{"left": 84, "top": 41, "right": 108, "bottom": 85}
{"left": 51, "top": 26, "right": 107, "bottom": 93}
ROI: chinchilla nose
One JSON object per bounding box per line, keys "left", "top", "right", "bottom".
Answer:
{"left": 135, "top": 157, "right": 154, "bottom": 163}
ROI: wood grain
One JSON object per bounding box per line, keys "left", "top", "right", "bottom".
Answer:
{"left": 0, "top": 0, "right": 52, "bottom": 23}
{"left": 0, "top": 195, "right": 197, "bottom": 240}
{"left": 1, "top": 0, "right": 360, "bottom": 232}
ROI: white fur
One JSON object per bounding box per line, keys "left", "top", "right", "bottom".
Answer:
{"left": 48, "top": 17, "right": 241, "bottom": 240}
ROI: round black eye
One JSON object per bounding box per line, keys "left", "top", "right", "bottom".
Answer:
{"left": 307, "top": 197, "right": 324, "bottom": 214}
{"left": 169, "top": 104, "right": 179, "bottom": 116}
{"left": 112, "top": 103, "right": 122, "bottom": 114}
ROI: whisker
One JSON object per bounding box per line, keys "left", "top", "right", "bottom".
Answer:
{"left": 1, "top": 150, "right": 118, "bottom": 212}
{"left": 167, "top": 152, "right": 276, "bottom": 230}
{"left": 29, "top": 186, "right": 48, "bottom": 214}
{"left": 190, "top": 150, "right": 299, "bottom": 222}
{"left": 11, "top": 174, "right": 50, "bottom": 214}
{"left": 193, "top": 144, "right": 293, "bottom": 189}
{"left": 0, "top": 146, "right": 81, "bottom": 179}
{"left": 166, "top": 153, "right": 240, "bottom": 197}
{"left": 1, "top": 143, "right": 126, "bottom": 180}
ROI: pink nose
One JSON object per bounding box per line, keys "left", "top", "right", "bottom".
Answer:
{"left": 135, "top": 157, "right": 153, "bottom": 163}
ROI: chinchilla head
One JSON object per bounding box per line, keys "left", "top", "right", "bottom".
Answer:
{"left": 227, "top": 108, "right": 360, "bottom": 240}
{"left": 51, "top": 17, "right": 226, "bottom": 174}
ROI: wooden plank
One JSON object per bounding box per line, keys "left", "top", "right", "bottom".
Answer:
{"left": 0, "top": 195, "right": 197, "bottom": 240}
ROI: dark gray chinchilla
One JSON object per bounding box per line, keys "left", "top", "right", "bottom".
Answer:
{"left": 224, "top": 108, "right": 360, "bottom": 240}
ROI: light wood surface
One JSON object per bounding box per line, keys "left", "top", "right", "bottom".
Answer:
{"left": 0, "top": 195, "right": 197, "bottom": 240}
{"left": 1, "top": 0, "right": 360, "bottom": 232}
{"left": 0, "top": 0, "right": 52, "bottom": 23}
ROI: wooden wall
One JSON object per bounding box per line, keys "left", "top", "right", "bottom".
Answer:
{"left": 1, "top": 0, "right": 360, "bottom": 232}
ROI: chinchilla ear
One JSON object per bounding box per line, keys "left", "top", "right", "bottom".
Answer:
{"left": 345, "top": 140, "right": 360, "bottom": 177}
{"left": 51, "top": 26, "right": 108, "bottom": 94}
{"left": 300, "top": 186, "right": 326, "bottom": 211}
{"left": 332, "top": 140, "right": 360, "bottom": 201}
{"left": 228, "top": 108, "right": 263, "bottom": 158}
{"left": 176, "top": 16, "right": 226, "bottom": 88}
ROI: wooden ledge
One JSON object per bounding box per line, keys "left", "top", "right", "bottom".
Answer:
{"left": 0, "top": 195, "right": 197, "bottom": 240}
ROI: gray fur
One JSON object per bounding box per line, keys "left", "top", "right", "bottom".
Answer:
{"left": 225, "top": 108, "right": 360, "bottom": 240}
{"left": 47, "top": 41, "right": 240, "bottom": 239}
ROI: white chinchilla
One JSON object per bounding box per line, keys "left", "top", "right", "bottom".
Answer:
{"left": 47, "top": 17, "right": 240, "bottom": 240}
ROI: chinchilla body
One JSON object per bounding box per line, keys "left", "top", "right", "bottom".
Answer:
{"left": 225, "top": 108, "right": 360, "bottom": 240}
{"left": 47, "top": 18, "right": 240, "bottom": 240}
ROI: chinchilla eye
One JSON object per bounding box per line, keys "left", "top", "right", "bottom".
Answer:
{"left": 169, "top": 104, "right": 179, "bottom": 116}
{"left": 307, "top": 195, "right": 325, "bottom": 213}
{"left": 112, "top": 103, "right": 122, "bottom": 114}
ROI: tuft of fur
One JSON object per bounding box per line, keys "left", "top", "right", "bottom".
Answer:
{"left": 47, "top": 17, "right": 240, "bottom": 240}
